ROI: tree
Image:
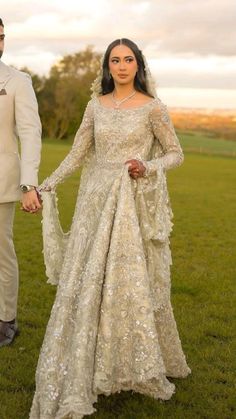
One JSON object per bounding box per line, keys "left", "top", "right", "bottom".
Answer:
{"left": 38, "top": 46, "right": 102, "bottom": 139}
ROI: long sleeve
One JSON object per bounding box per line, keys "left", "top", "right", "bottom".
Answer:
{"left": 144, "top": 101, "right": 184, "bottom": 174}
{"left": 40, "top": 100, "right": 94, "bottom": 190}
{"left": 15, "top": 72, "right": 42, "bottom": 186}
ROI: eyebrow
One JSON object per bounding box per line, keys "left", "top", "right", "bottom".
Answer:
{"left": 110, "top": 55, "right": 135, "bottom": 59}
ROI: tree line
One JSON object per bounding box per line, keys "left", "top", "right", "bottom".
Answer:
{"left": 22, "top": 46, "right": 102, "bottom": 140}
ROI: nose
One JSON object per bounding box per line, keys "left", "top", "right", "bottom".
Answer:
{"left": 119, "top": 60, "right": 126, "bottom": 71}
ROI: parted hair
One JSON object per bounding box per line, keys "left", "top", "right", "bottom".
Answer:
{"left": 101, "top": 38, "right": 153, "bottom": 98}
{"left": 0, "top": 18, "right": 4, "bottom": 27}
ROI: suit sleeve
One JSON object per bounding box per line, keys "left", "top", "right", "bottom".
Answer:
{"left": 15, "top": 73, "right": 42, "bottom": 186}
{"left": 39, "top": 100, "right": 94, "bottom": 190}
{"left": 144, "top": 101, "right": 184, "bottom": 174}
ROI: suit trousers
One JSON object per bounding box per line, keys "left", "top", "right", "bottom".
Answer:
{"left": 0, "top": 202, "right": 19, "bottom": 321}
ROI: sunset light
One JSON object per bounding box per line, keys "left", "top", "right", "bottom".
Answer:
{"left": 1, "top": 0, "right": 235, "bottom": 109}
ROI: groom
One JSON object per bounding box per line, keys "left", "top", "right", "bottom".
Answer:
{"left": 0, "top": 18, "right": 42, "bottom": 347}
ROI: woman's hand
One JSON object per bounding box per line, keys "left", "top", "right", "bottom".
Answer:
{"left": 39, "top": 186, "right": 51, "bottom": 192}
{"left": 125, "top": 159, "right": 146, "bottom": 179}
{"left": 38, "top": 180, "right": 52, "bottom": 192}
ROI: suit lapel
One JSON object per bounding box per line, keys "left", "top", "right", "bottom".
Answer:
{"left": 0, "top": 61, "right": 12, "bottom": 88}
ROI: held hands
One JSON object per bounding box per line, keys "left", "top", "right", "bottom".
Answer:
{"left": 125, "top": 159, "right": 146, "bottom": 179}
{"left": 21, "top": 189, "right": 42, "bottom": 214}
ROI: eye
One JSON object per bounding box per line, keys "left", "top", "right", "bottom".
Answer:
{"left": 126, "top": 57, "right": 135, "bottom": 63}
{"left": 111, "top": 58, "right": 119, "bottom": 64}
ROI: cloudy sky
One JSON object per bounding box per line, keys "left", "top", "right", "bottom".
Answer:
{"left": 1, "top": 0, "right": 235, "bottom": 108}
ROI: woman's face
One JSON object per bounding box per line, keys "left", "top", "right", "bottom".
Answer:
{"left": 108, "top": 44, "right": 138, "bottom": 86}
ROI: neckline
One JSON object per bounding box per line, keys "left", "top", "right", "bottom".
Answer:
{"left": 95, "top": 96, "right": 157, "bottom": 111}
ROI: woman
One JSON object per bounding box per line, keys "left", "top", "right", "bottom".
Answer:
{"left": 30, "top": 38, "right": 190, "bottom": 419}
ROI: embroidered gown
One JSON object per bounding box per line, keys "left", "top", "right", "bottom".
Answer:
{"left": 30, "top": 97, "right": 191, "bottom": 419}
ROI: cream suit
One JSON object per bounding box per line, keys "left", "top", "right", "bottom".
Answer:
{"left": 0, "top": 60, "right": 41, "bottom": 321}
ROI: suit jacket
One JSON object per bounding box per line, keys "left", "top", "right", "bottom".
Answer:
{"left": 0, "top": 60, "right": 41, "bottom": 203}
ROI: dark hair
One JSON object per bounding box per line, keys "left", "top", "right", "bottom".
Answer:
{"left": 101, "top": 38, "right": 153, "bottom": 98}
{"left": 0, "top": 18, "right": 4, "bottom": 28}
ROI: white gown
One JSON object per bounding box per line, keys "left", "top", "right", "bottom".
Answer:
{"left": 30, "top": 97, "right": 191, "bottom": 419}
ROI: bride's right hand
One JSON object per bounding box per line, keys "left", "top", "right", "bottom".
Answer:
{"left": 38, "top": 182, "right": 52, "bottom": 192}
{"left": 40, "top": 187, "right": 52, "bottom": 191}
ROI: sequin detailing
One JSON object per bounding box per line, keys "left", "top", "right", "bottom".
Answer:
{"left": 31, "top": 97, "right": 190, "bottom": 419}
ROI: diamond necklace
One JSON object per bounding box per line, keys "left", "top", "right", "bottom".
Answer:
{"left": 111, "top": 90, "right": 136, "bottom": 109}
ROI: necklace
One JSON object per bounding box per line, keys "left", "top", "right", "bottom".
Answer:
{"left": 111, "top": 90, "right": 136, "bottom": 109}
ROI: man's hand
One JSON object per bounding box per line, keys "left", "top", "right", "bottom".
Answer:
{"left": 21, "top": 189, "right": 42, "bottom": 213}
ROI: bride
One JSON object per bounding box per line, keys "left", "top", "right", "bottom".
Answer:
{"left": 30, "top": 38, "right": 191, "bottom": 419}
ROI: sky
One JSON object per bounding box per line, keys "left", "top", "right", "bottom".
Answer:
{"left": 1, "top": 0, "right": 235, "bottom": 109}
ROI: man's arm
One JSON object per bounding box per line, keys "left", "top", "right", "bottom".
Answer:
{"left": 15, "top": 72, "right": 42, "bottom": 212}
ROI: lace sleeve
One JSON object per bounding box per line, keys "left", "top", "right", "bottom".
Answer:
{"left": 144, "top": 101, "right": 184, "bottom": 174}
{"left": 39, "top": 100, "right": 94, "bottom": 190}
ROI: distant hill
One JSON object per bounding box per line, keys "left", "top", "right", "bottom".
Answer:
{"left": 170, "top": 108, "right": 236, "bottom": 141}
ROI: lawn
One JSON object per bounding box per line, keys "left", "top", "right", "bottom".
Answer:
{"left": 178, "top": 131, "right": 236, "bottom": 157}
{"left": 0, "top": 136, "right": 235, "bottom": 419}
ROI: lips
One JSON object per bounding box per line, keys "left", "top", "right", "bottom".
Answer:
{"left": 118, "top": 74, "right": 128, "bottom": 78}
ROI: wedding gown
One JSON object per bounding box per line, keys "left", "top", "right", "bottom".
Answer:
{"left": 30, "top": 96, "right": 191, "bottom": 419}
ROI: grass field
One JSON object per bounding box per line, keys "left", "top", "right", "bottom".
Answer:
{"left": 178, "top": 131, "right": 236, "bottom": 157}
{"left": 0, "top": 134, "right": 235, "bottom": 419}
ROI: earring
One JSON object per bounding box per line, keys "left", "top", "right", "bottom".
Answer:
{"left": 109, "top": 72, "right": 112, "bottom": 79}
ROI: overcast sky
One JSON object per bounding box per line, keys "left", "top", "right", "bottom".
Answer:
{"left": 1, "top": 0, "right": 235, "bottom": 108}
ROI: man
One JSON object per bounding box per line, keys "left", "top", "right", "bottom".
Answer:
{"left": 0, "top": 18, "right": 42, "bottom": 347}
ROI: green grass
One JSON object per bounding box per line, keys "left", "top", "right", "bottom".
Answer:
{"left": 0, "top": 135, "right": 236, "bottom": 419}
{"left": 179, "top": 131, "right": 236, "bottom": 157}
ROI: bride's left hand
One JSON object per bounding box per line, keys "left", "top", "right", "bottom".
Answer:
{"left": 125, "top": 159, "right": 146, "bottom": 179}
